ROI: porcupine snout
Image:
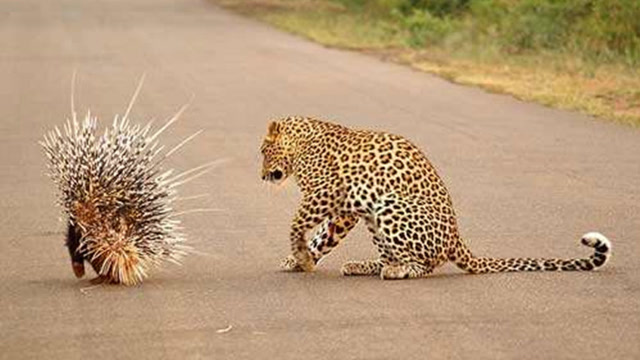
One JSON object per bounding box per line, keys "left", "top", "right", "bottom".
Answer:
{"left": 72, "top": 262, "right": 85, "bottom": 278}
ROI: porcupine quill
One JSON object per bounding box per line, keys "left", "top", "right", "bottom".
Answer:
{"left": 41, "top": 74, "right": 219, "bottom": 285}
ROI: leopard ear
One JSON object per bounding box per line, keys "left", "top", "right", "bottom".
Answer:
{"left": 266, "top": 121, "right": 280, "bottom": 141}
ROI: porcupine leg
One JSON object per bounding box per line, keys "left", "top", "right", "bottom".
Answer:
{"left": 89, "top": 275, "right": 117, "bottom": 285}
{"left": 85, "top": 259, "right": 120, "bottom": 285}
{"left": 281, "top": 215, "right": 359, "bottom": 271}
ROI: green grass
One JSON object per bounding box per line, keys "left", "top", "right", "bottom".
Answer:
{"left": 214, "top": 0, "right": 640, "bottom": 126}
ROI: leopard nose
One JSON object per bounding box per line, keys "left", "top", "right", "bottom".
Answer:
{"left": 272, "top": 170, "right": 283, "bottom": 180}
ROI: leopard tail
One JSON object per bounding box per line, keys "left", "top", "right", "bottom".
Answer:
{"left": 448, "top": 233, "right": 611, "bottom": 273}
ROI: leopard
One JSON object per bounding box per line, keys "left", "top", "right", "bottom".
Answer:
{"left": 260, "top": 116, "right": 611, "bottom": 280}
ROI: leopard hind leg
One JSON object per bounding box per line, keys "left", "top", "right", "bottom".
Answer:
{"left": 341, "top": 259, "right": 385, "bottom": 276}
{"left": 372, "top": 194, "right": 445, "bottom": 280}
{"left": 380, "top": 262, "right": 434, "bottom": 280}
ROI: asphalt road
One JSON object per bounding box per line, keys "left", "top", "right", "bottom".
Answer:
{"left": 1, "top": 1, "right": 639, "bottom": 359}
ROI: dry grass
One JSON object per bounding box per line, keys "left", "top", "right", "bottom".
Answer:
{"left": 213, "top": 0, "right": 640, "bottom": 126}
{"left": 403, "top": 50, "right": 640, "bottom": 124}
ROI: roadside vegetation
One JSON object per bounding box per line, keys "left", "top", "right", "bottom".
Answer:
{"left": 214, "top": 0, "right": 640, "bottom": 126}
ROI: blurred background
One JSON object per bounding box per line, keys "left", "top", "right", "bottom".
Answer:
{"left": 216, "top": 0, "right": 640, "bottom": 125}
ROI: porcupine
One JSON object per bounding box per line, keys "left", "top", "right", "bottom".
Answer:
{"left": 42, "top": 76, "right": 215, "bottom": 285}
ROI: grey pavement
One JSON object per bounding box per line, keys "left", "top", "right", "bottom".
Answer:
{"left": 1, "top": 0, "right": 639, "bottom": 359}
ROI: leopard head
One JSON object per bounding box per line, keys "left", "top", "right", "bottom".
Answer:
{"left": 260, "top": 120, "right": 292, "bottom": 184}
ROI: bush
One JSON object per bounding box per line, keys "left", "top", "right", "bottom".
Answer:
{"left": 498, "top": 0, "right": 592, "bottom": 52}
{"left": 577, "top": 0, "right": 640, "bottom": 63}
{"left": 333, "top": 0, "right": 640, "bottom": 64}
{"left": 396, "top": 0, "right": 471, "bottom": 17}
{"left": 491, "top": 0, "right": 640, "bottom": 62}
{"left": 393, "top": 8, "right": 458, "bottom": 47}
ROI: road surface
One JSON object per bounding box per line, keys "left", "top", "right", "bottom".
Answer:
{"left": 1, "top": 0, "right": 639, "bottom": 359}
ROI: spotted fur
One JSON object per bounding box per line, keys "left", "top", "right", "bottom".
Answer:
{"left": 261, "top": 116, "right": 611, "bottom": 279}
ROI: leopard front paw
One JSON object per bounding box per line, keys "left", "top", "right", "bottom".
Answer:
{"left": 280, "top": 255, "right": 305, "bottom": 272}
